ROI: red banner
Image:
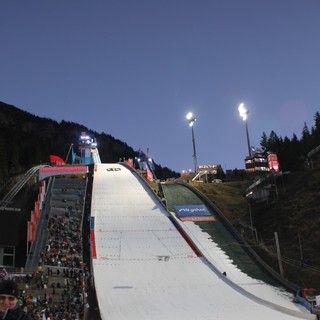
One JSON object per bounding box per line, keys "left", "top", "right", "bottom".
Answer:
{"left": 34, "top": 202, "right": 40, "bottom": 219}
{"left": 32, "top": 221, "right": 37, "bottom": 241}
{"left": 27, "top": 221, "right": 36, "bottom": 242}
{"left": 268, "top": 153, "right": 280, "bottom": 172}
{"left": 31, "top": 211, "right": 35, "bottom": 222}
{"left": 142, "top": 170, "right": 153, "bottom": 181}
{"left": 90, "top": 230, "right": 97, "bottom": 259}
{"left": 125, "top": 158, "right": 133, "bottom": 167}
{"left": 27, "top": 221, "right": 32, "bottom": 242}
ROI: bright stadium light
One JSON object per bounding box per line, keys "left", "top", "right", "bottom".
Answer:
{"left": 186, "top": 112, "right": 196, "bottom": 127}
{"left": 238, "top": 103, "right": 251, "bottom": 157}
{"left": 186, "top": 112, "right": 198, "bottom": 172}
{"left": 238, "top": 103, "right": 249, "bottom": 121}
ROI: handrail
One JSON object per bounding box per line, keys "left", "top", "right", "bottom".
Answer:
{"left": 0, "top": 165, "right": 51, "bottom": 210}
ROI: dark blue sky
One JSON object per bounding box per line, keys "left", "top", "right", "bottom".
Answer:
{"left": 1, "top": 1, "right": 320, "bottom": 172}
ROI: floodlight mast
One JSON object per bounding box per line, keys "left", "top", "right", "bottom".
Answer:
{"left": 238, "top": 103, "right": 252, "bottom": 158}
{"left": 186, "top": 112, "right": 198, "bottom": 173}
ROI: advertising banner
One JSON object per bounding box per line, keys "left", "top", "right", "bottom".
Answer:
{"left": 27, "top": 221, "right": 32, "bottom": 242}
{"left": 34, "top": 201, "right": 40, "bottom": 218}
{"left": 39, "top": 166, "right": 88, "bottom": 181}
{"left": 175, "top": 205, "right": 210, "bottom": 216}
{"left": 90, "top": 231, "right": 97, "bottom": 259}
{"left": 174, "top": 205, "right": 215, "bottom": 221}
{"left": 27, "top": 221, "right": 36, "bottom": 242}
{"left": 90, "top": 217, "right": 96, "bottom": 259}
{"left": 268, "top": 153, "right": 280, "bottom": 172}
{"left": 180, "top": 216, "right": 216, "bottom": 222}
{"left": 142, "top": 170, "right": 153, "bottom": 181}
{"left": 31, "top": 210, "right": 36, "bottom": 222}
{"left": 198, "top": 165, "right": 218, "bottom": 173}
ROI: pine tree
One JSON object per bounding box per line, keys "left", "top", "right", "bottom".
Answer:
{"left": 268, "top": 130, "right": 282, "bottom": 152}
{"left": 311, "top": 112, "right": 320, "bottom": 146}
{"left": 301, "top": 122, "right": 312, "bottom": 154}
{"left": 260, "top": 132, "right": 268, "bottom": 151}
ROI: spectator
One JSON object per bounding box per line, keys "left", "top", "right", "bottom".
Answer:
{"left": 0, "top": 279, "right": 31, "bottom": 319}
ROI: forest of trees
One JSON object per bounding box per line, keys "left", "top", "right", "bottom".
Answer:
{"left": 259, "top": 111, "right": 320, "bottom": 171}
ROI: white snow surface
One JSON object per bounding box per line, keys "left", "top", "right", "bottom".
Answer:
{"left": 91, "top": 163, "right": 315, "bottom": 320}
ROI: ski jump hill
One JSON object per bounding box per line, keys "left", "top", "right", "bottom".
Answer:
{"left": 90, "top": 163, "right": 315, "bottom": 320}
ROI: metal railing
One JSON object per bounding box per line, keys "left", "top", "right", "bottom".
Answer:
{"left": 0, "top": 165, "right": 50, "bottom": 210}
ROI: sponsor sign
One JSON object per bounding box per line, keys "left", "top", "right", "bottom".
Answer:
{"left": 175, "top": 205, "right": 210, "bottom": 217}
{"left": 90, "top": 230, "right": 97, "bottom": 259}
{"left": 142, "top": 170, "right": 153, "bottom": 181}
{"left": 90, "top": 216, "right": 95, "bottom": 230}
{"left": 90, "top": 217, "right": 96, "bottom": 259}
{"left": 198, "top": 165, "right": 218, "bottom": 173}
{"left": 1, "top": 207, "right": 21, "bottom": 212}
{"left": 175, "top": 205, "right": 215, "bottom": 221}
{"left": 106, "top": 167, "right": 121, "bottom": 172}
{"left": 27, "top": 221, "right": 37, "bottom": 242}
{"left": 40, "top": 166, "right": 88, "bottom": 173}
{"left": 180, "top": 216, "right": 215, "bottom": 222}
{"left": 39, "top": 166, "right": 88, "bottom": 181}
{"left": 268, "top": 153, "right": 279, "bottom": 172}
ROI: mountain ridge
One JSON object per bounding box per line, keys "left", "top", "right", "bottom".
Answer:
{"left": 0, "top": 101, "right": 179, "bottom": 180}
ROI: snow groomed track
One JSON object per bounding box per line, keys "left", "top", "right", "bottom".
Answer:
{"left": 90, "top": 163, "right": 315, "bottom": 320}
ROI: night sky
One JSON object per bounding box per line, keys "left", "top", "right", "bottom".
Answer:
{"left": 1, "top": 1, "right": 320, "bottom": 172}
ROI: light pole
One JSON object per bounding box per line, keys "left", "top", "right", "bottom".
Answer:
{"left": 238, "top": 103, "right": 251, "bottom": 157}
{"left": 186, "top": 112, "right": 198, "bottom": 173}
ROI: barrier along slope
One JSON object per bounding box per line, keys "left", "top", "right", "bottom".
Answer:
{"left": 90, "top": 163, "right": 315, "bottom": 320}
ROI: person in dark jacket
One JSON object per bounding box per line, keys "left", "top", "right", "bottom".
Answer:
{"left": 0, "top": 279, "right": 31, "bottom": 320}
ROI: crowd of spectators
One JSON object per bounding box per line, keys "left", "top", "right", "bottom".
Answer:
{"left": 3, "top": 257, "right": 89, "bottom": 318}
{"left": 0, "top": 178, "right": 91, "bottom": 319}
{"left": 39, "top": 211, "right": 82, "bottom": 269}
{"left": 5, "top": 266, "right": 89, "bottom": 319}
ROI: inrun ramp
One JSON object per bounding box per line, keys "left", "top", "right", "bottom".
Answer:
{"left": 90, "top": 163, "right": 315, "bottom": 320}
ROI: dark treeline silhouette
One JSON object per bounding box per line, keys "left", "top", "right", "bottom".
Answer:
{"left": 260, "top": 111, "right": 320, "bottom": 171}
{"left": 0, "top": 101, "right": 179, "bottom": 181}
{"left": 1, "top": 101, "right": 318, "bottom": 183}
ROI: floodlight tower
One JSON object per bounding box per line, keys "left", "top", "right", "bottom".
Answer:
{"left": 186, "top": 112, "right": 198, "bottom": 173}
{"left": 238, "top": 103, "right": 252, "bottom": 158}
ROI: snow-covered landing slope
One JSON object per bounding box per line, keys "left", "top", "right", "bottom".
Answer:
{"left": 177, "top": 219, "right": 305, "bottom": 311}
{"left": 90, "top": 163, "right": 315, "bottom": 320}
